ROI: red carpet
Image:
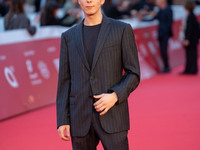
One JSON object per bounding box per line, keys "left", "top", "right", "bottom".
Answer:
{"left": 0, "top": 64, "right": 200, "bottom": 150}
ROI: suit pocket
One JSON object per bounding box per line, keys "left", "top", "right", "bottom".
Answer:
{"left": 101, "top": 44, "right": 120, "bottom": 54}
{"left": 103, "top": 42, "right": 120, "bottom": 49}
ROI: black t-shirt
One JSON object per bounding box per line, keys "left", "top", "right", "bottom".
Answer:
{"left": 82, "top": 23, "right": 101, "bottom": 69}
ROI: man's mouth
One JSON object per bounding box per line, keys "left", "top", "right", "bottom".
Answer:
{"left": 86, "top": 6, "right": 94, "bottom": 9}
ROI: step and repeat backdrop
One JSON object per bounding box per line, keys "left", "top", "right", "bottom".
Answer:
{"left": 0, "top": 6, "right": 200, "bottom": 120}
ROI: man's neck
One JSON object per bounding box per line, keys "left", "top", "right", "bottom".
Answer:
{"left": 84, "top": 12, "right": 103, "bottom": 26}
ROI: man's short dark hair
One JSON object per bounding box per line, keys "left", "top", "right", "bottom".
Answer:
{"left": 184, "top": 0, "right": 196, "bottom": 12}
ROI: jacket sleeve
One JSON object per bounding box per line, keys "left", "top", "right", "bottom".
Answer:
{"left": 110, "top": 24, "right": 140, "bottom": 104}
{"left": 56, "top": 33, "right": 71, "bottom": 128}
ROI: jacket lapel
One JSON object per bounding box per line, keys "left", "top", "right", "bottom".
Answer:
{"left": 75, "top": 22, "right": 90, "bottom": 72}
{"left": 91, "top": 16, "right": 111, "bottom": 72}
{"left": 74, "top": 16, "right": 111, "bottom": 72}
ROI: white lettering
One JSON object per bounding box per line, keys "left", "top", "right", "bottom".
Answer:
{"left": 147, "top": 42, "right": 157, "bottom": 54}
{"left": 169, "top": 39, "right": 182, "bottom": 51}
{"left": 53, "top": 58, "right": 59, "bottom": 72}
{"left": 38, "top": 61, "right": 50, "bottom": 79}
{"left": 26, "top": 59, "right": 33, "bottom": 73}
{"left": 31, "top": 79, "right": 43, "bottom": 85}
{"left": 0, "top": 55, "right": 6, "bottom": 61}
{"left": 29, "top": 73, "right": 39, "bottom": 79}
{"left": 24, "top": 50, "right": 35, "bottom": 57}
{"left": 139, "top": 44, "right": 148, "bottom": 56}
{"left": 47, "top": 46, "right": 56, "bottom": 53}
{"left": 4, "top": 67, "right": 19, "bottom": 88}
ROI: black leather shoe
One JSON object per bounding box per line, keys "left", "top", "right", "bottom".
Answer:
{"left": 161, "top": 68, "right": 170, "bottom": 73}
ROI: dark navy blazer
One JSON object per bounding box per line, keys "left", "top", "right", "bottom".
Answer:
{"left": 56, "top": 16, "right": 140, "bottom": 137}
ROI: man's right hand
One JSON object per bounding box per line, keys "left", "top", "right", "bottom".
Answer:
{"left": 58, "top": 125, "right": 71, "bottom": 141}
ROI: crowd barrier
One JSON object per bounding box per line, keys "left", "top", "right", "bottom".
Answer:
{"left": 0, "top": 6, "right": 200, "bottom": 120}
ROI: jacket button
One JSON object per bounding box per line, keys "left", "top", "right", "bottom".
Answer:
{"left": 90, "top": 76, "right": 94, "bottom": 80}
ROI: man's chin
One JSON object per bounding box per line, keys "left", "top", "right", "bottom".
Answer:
{"left": 84, "top": 10, "right": 97, "bottom": 16}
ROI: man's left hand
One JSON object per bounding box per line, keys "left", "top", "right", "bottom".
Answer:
{"left": 93, "top": 92, "right": 118, "bottom": 116}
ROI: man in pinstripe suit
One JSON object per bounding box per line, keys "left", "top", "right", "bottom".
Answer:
{"left": 56, "top": 0, "right": 140, "bottom": 149}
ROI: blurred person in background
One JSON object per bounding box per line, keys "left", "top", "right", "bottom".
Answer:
{"left": 195, "top": 0, "right": 200, "bottom": 5}
{"left": 4, "top": 0, "right": 36, "bottom": 35}
{"left": 0, "top": 0, "right": 11, "bottom": 17}
{"left": 102, "top": 0, "right": 122, "bottom": 19}
{"left": 34, "top": 0, "right": 50, "bottom": 12}
{"left": 130, "top": 0, "right": 155, "bottom": 18}
{"left": 140, "top": 0, "right": 155, "bottom": 13}
{"left": 34, "top": 0, "right": 64, "bottom": 13}
{"left": 105, "top": 0, "right": 156, "bottom": 19}
{"left": 180, "top": 0, "right": 199, "bottom": 74}
{"left": 62, "top": 0, "right": 82, "bottom": 25}
{"left": 130, "top": 0, "right": 146, "bottom": 12}
{"left": 140, "top": 0, "right": 173, "bottom": 73}
{"left": 40, "top": 0, "right": 79, "bottom": 26}
{"left": 116, "top": 0, "right": 151, "bottom": 18}
{"left": 167, "top": 0, "right": 172, "bottom": 5}
{"left": 102, "top": 0, "right": 133, "bottom": 19}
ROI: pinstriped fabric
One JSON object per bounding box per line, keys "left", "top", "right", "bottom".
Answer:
{"left": 92, "top": 110, "right": 129, "bottom": 150}
{"left": 56, "top": 34, "right": 71, "bottom": 127}
{"left": 72, "top": 109, "right": 129, "bottom": 150}
{"left": 56, "top": 16, "right": 140, "bottom": 137}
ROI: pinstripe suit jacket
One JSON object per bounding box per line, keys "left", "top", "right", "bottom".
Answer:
{"left": 56, "top": 16, "right": 140, "bottom": 137}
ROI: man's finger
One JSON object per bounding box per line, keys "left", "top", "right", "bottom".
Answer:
{"left": 96, "top": 105, "right": 106, "bottom": 112}
{"left": 93, "top": 94, "right": 104, "bottom": 99}
{"left": 94, "top": 102, "right": 104, "bottom": 109}
{"left": 66, "top": 126, "right": 71, "bottom": 140}
{"left": 100, "top": 108, "right": 108, "bottom": 116}
{"left": 93, "top": 98, "right": 103, "bottom": 106}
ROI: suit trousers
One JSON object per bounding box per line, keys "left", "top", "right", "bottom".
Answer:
{"left": 71, "top": 108, "right": 129, "bottom": 150}
{"left": 184, "top": 44, "right": 198, "bottom": 74}
{"left": 158, "top": 36, "right": 170, "bottom": 69}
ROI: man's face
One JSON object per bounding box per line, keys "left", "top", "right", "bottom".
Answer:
{"left": 156, "top": 0, "right": 166, "bottom": 8}
{"left": 78, "top": 0, "right": 105, "bottom": 16}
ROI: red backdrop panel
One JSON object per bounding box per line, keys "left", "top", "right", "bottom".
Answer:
{"left": 0, "top": 18, "right": 199, "bottom": 120}
{"left": 0, "top": 38, "right": 60, "bottom": 120}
